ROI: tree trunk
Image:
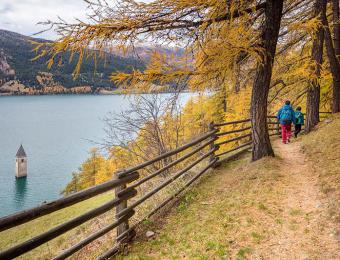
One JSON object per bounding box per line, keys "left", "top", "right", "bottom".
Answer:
{"left": 221, "top": 86, "right": 227, "bottom": 113}
{"left": 329, "top": 0, "right": 340, "bottom": 112}
{"left": 305, "top": 0, "right": 325, "bottom": 133}
{"left": 306, "top": 86, "right": 321, "bottom": 131}
{"left": 333, "top": 0, "right": 340, "bottom": 60}
{"left": 234, "top": 63, "right": 241, "bottom": 93}
{"left": 251, "top": 0, "right": 283, "bottom": 161}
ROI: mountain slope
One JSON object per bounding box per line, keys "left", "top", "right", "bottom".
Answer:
{"left": 0, "top": 29, "right": 145, "bottom": 90}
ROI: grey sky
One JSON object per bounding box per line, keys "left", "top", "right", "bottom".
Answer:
{"left": 0, "top": 0, "right": 88, "bottom": 39}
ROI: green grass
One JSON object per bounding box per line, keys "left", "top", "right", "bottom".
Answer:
{"left": 250, "top": 232, "right": 265, "bottom": 244}
{"left": 289, "top": 208, "right": 303, "bottom": 216}
{"left": 258, "top": 202, "right": 268, "bottom": 211}
{"left": 0, "top": 192, "right": 114, "bottom": 259}
{"left": 236, "top": 247, "right": 252, "bottom": 260}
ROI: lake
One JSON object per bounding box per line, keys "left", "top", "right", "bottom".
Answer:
{"left": 0, "top": 94, "right": 193, "bottom": 217}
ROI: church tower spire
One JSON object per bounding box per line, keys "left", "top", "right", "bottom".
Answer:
{"left": 15, "top": 144, "right": 27, "bottom": 178}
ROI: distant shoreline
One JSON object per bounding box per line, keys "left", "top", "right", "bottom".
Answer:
{"left": 0, "top": 89, "right": 193, "bottom": 97}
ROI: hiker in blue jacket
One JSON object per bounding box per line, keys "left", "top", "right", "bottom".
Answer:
{"left": 277, "top": 100, "right": 295, "bottom": 144}
{"left": 294, "top": 106, "right": 304, "bottom": 138}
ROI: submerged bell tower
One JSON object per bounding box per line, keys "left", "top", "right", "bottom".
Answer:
{"left": 15, "top": 144, "right": 27, "bottom": 178}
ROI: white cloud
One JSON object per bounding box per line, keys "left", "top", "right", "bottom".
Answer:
{"left": 0, "top": 0, "right": 88, "bottom": 39}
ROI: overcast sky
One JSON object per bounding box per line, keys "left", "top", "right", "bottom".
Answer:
{"left": 0, "top": 0, "right": 88, "bottom": 39}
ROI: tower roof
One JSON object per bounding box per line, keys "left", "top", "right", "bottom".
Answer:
{"left": 16, "top": 144, "right": 27, "bottom": 158}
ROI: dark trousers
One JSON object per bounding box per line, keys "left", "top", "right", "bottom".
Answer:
{"left": 294, "top": 124, "right": 302, "bottom": 137}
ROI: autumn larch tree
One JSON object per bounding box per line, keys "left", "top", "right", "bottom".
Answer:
{"left": 322, "top": 0, "right": 340, "bottom": 113}
{"left": 35, "top": 0, "right": 309, "bottom": 161}
{"left": 305, "top": 0, "right": 325, "bottom": 133}
{"left": 332, "top": 0, "right": 340, "bottom": 60}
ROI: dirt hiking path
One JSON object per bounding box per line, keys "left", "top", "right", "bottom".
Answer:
{"left": 260, "top": 139, "right": 339, "bottom": 259}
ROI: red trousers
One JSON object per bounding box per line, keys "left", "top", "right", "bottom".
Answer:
{"left": 281, "top": 124, "right": 292, "bottom": 143}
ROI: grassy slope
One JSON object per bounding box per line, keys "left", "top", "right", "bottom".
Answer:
{"left": 0, "top": 29, "right": 144, "bottom": 88}
{"left": 0, "top": 192, "right": 115, "bottom": 259}
{"left": 301, "top": 113, "right": 340, "bottom": 223}
{"left": 123, "top": 154, "right": 284, "bottom": 259}
{"left": 121, "top": 114, "right": 340, "bottom": 259}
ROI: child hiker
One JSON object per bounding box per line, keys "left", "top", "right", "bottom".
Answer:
{"left": 294, "top": 106, "right": 304, "bottom": 138}
{"left": 277, "top": 100, "right": 295, "bottom": 144}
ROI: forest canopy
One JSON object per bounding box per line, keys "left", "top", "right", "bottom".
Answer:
{"left": 37, "top": 0, "right": 340, "bottom": 166}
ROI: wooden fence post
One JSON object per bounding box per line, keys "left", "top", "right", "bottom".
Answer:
{"left": 208, "top": 122, "right": 219, "bottom": 167}
{"left": 276, "top": 117, "right": 281, "bottom": 137}
{"left": 114, "top": 171, "right": 129, "bottom": 241}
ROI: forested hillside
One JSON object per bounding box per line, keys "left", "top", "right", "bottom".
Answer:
{"left": 0, "top": 29, "right": 145, "bottom": 91}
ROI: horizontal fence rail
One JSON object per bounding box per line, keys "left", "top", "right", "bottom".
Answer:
{"left": 213, "top": 118, "right": 251, "bottom": 127}
{"left": 53, "top": 210, "right": 135, "bottom": 260}
{"left": 0, "top": 128, "right": 219, "bottom": 259}
{"left": 216, "top": 141, "right": 252, "bottom": 157}
{"left": 216, "top": 133, "right": 252, "bottom": 146}
{"left": 0, "top": 172, "right": 139, "bottom": 232}
{"left": 0, "top": 111, "right": 332, "bottom": 259}
{"left": 0, "top": 171, "right": 139, "bottom": 259}
{"left": 116, "top": 147, "right": 218, "bottom": 219}
{"left": 115, "top": 129, "right": 218, "bottom": 176}
{"left": 216, "top": 126, "right": 252, "bottom": 136}
{"left": 129, "top": 136, "right": 217, "bottom": 189}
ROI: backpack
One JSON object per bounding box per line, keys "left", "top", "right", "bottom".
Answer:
{"left": 281, "top": 107, "right": 292, "bottom": 124}
{"left": 295, "top": 111, "right": 302, "bottom": 124}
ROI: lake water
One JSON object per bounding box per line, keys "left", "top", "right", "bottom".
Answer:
{"left": 0, "top": 94, "right": 193, "bottom": 217}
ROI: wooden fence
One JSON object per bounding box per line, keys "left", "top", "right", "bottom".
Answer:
{"left": 0, "top": 112, "right": 332, "bottom": 259}
{"left": 267, "top": 111, "right": 332, "bottom": 136}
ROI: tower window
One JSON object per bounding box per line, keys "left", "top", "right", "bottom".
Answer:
{"left": 21, "top": 159, "right": 24, "bottom": 163}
